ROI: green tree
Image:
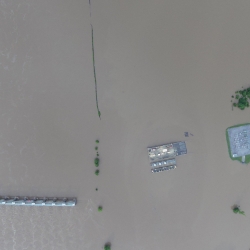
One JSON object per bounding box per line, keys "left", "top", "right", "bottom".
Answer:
{"left": 104, "top": 243, "right": 111, "bottom": 250}
{"left": 94, "top": 158, "right": 99, "bottom": 167}
{"left": 231, "top": 87, "right": 250, "bottom": 110}
{"left": 233, "top": 206, "right": 245, "bottom": 216}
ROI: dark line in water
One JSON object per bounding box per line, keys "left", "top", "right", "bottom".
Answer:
{"left": 91, "top": 24, "right": 101, "bottom": 118}
{"left": 89, "top": 0, "right": 101, "bottom": 119}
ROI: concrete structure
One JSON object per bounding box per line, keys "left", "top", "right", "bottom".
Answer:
{"left": 147, "top": 141, "right": 187, "bottom": 162}
{"left": 150, "top": 158, "right": 176, "bottom": 168}
{"left": 0, "top": 196, "right": 77, "bottom": 207}
{"left": 227, "top": 124, "right": 250, "bottom": 159}
{"left": 147, "top": 142, "right": 187, "bottom": 173}
{"left": 151, "top": 165, "right": 176, "bottom": 173}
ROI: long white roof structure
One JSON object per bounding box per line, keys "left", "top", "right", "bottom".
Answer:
{"left": 0, "top": 196, "right": 77, "bottom": 207}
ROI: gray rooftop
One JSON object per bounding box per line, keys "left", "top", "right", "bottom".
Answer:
{"left": 147, "top": 141, "right": 187, "bottom": 162}
{"left": 227, "top": 125, "right": 250, "bottom": 157}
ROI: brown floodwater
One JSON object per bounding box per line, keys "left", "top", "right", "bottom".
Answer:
{"left": 1, "top": 0, "right": 250, "bottom": 249}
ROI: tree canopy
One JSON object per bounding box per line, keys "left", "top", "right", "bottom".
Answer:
{"left": 232, "top": 88, "right": 250, "bottom": 110}
{"left": 233, "top": 206, "right": 245, "bottom": 216}
{"left": 104, "top": 243, "right": 111, "bottom": 250}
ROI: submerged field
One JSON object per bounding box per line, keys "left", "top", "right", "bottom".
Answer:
{"left": 1, "top": 0, "right": 250, "bottom": 249}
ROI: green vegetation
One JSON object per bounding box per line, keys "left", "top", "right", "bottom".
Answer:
{"left": 98, "top": 206, "right": 103, "bottom": 212}
{"left": 96, "top": 188, "right": 98, "bottom": 191}
{"left": 94, "top": 158, "right": 99, "bottom": 167}
{"left": 233, "top": 206, "right": 245, "bottom": 216}
{"left": 94, "top": 140, "right": 100, "bottom": 166}
{"left": 104, "top": 243, "right": 111, "bottom": 250}
{"left": 232, "top": 88, "right": 250, "bottom": 110}
{"left": 94, "top": 140, "right": 100, "bottom": 175}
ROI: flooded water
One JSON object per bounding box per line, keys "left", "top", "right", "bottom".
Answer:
{"left": 1, "top": 0, "right": 250, "bottom": 249}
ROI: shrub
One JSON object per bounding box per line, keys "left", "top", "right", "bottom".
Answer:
{"left": 94, "top": 158, "right": 99, "bottom": 167}
{"left": 104, "top": 243, "right": 111, "bottom": 250}
{"left": 233, "top": 206, "right": 245, "bottom": 216}
{"left": 232, "top": 87, "right": 250, "bottom": 110}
